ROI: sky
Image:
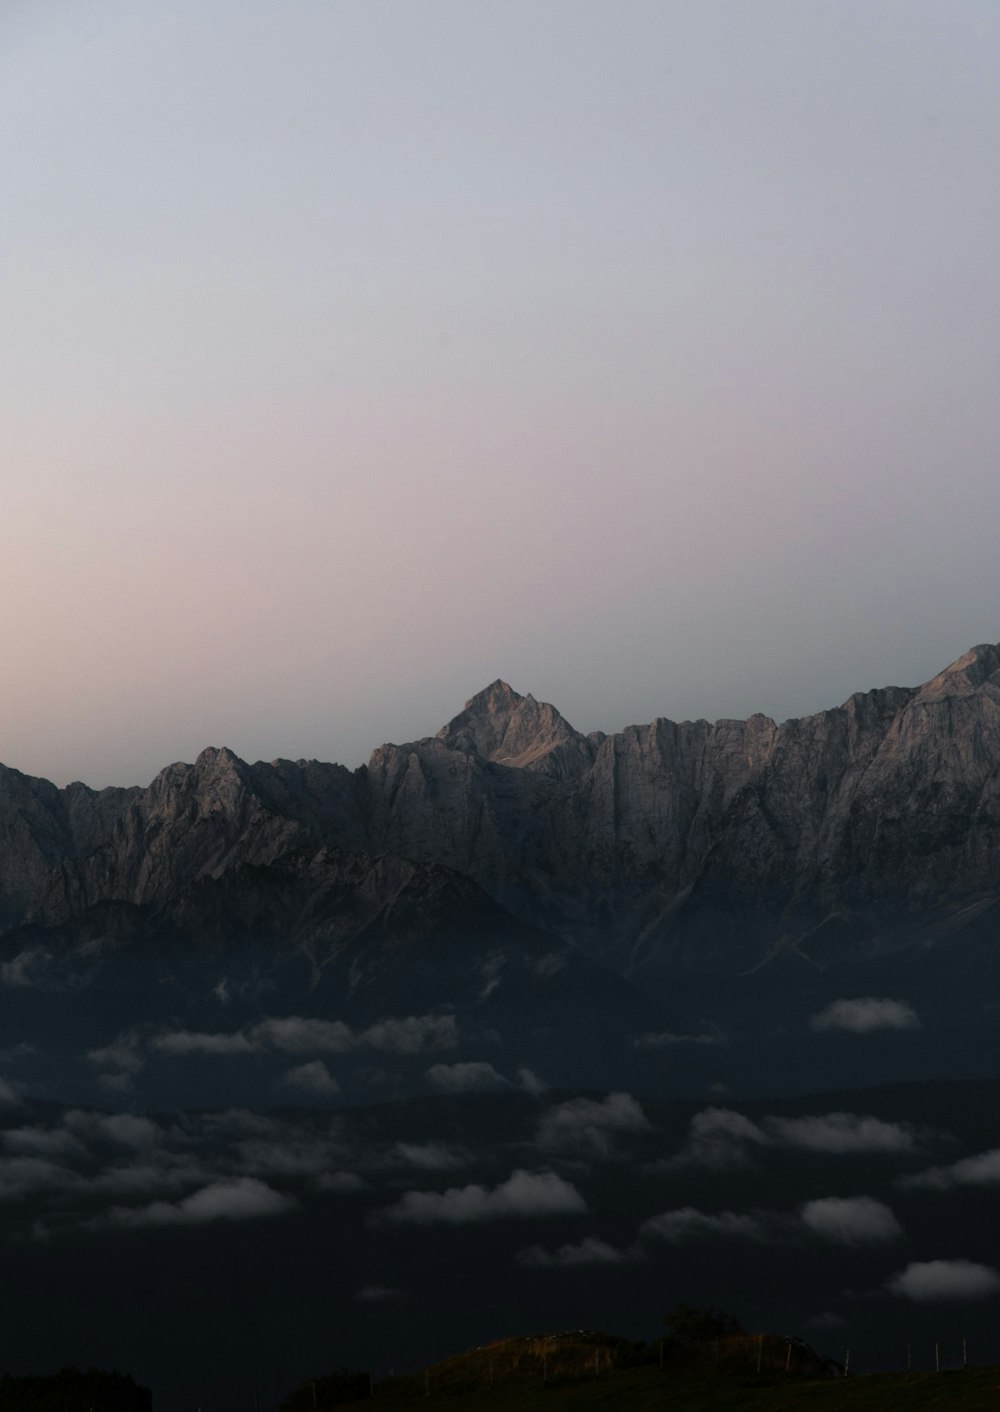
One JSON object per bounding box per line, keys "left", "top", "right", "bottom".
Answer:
{"left": 2, "top": 0, "right": 999, "bottom": 787}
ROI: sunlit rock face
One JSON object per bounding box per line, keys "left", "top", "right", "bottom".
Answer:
{"left": 9, "top": 643, "right": 1000, "bottom": 975}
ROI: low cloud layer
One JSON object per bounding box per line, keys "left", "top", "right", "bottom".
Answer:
{"left": 900, "top": 1147, "right": 1000, "bottom": 1191}
{"left": 768, "top": 1113, "right": 917, "bottom": 1155}
{"left": 641, "top": 1194, "right": 902, "bottom": 1248}
{"left": 799, "top": 1196, "right": 902, "bottom": 1245}
{"left": 666, "top": 1106, "right": 917, "bottom": 1169}
{"left": 887, "top": 1260, "right": 1000, "bottom": 1302}
{"left": 642, "top": 1206, "right": 768, "bottom": 1243}
{"left": 88, "top": 1012, "right": 458, "bottom": 1076}
{"left": 280, "top": 1062, "right": 340, "bottom": 1097}
{"left": 382, "top": 1169, "right": 586, "bottom": 1226}
{"left": 517, "top": 1236, "right": 639, "bottom": 1268}
{"left": 425, "top": 1062, "right": 508, "bottom": 1094}
{"left": 811, "top": 998, "right": 920, "bottom": 1034}
{"left": 536, "top": 1093, "right": 649, "bottom": 1158}
{"left": 98, "top": 1177, "right": 296, "bottom": 1229}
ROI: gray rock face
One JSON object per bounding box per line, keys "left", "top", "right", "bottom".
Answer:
{"left": 9, "top": 643, "right": 1000, "bottom": 974}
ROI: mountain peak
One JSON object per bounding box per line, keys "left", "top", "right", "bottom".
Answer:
{"left": 436, "top": 682, "right": 592, "bottom": 773}
{"left": 460, "top": 680, "right": 525, "bottom": 715}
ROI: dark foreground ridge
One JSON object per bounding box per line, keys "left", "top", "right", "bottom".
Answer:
{"left": 286, "top": 1328, "right": 1000, "bottom": 1411}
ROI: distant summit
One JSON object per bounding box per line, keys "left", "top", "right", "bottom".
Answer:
{"left": 436, "top": 680, "right": 594, "bottom": 773}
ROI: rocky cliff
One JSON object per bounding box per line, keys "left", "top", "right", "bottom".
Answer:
{"left": 9, "top": 644, "right": 1000, "bottom": 976}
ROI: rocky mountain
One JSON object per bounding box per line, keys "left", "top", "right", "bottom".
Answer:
{"left": 7, "top": 644, "right": 1000, "bottom": 980}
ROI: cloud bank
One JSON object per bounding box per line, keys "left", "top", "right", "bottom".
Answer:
{"left": 382, "top": 1169, "right": 586, "bottom": 1226}
{"left": 811, "top": 998, "right": 920, "bottom": 1033}
{"left": 887, "top": 1260, "right": 1000, "bottom": 1302}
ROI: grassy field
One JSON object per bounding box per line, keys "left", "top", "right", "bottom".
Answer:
{"left": 369, "top": 1363, "right": 1000, "bottom": 1410}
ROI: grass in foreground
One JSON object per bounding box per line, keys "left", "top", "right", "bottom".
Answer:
{"left": 369, "top": 1362, "right": 1000, "bottom": 1411}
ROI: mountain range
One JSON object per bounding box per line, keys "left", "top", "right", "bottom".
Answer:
{"left": 5, "top": 641, "right": 1000, "bottom": 985}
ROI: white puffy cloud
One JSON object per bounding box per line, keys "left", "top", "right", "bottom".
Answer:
{"left": 517, "top": 1236, "right": 640, "bottom": 1268}
{"left": 900, "top": 1148, "right": 1000, "bottom": 1191}
{"left": 537, "top": 1093, "right": 649, "bottom": 1157}
{"left": 665, "top": 1107, "right": 768, "bottom": 1170}
{"left": 810, "top": 998, "right": 920, "bottom": 1033}
{"left": 280, "top": 1061, "right": 340, "bottom": 1097}
{"left": 887, "top": 1260, "right": 1000, "bottom": 1302}
{"left": 252, "top": 1017, "right": 353, "bottom": 1052}
{"left": 766, "top": 1113, "right": 917, "bottom": 1155}
{"left": 425, "top": 1061, "right": 508, "bottom": 1094}
{"left": 382, "top": 1169, "right": 586, "bottom": 1225}
{"left": 641, "top": 1206, "right": 768, "bottom": 1243}
{"left": 151, "top": 1030, "right": 259, "bottom": 1057}
{"left": 99, "top": 1177, "right": 296, "bottom": 1228}
{"left": 87, "top": 1031, "right": 144, "bottom": 1075}
{"left": 800, "top": 1196, "right": 903, "bottom": 1245}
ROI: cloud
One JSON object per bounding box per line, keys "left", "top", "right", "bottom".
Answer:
{"left": 664, "top": 1106, "right": 917, "bottom": 1171}
{"left": 516, "top": 1067, "right": 546, "bottom": 1095}
{"left": 633, "top": 1028, "right": 724, "bottom": 1049}
{"left": 280, "top": 1061, "right": 340, "bottom": 1097}
{"left": 899, "top": 1147, "right": 1000, "bottom": 1191}
{"left": 393, "top": 1142, "right": 469, "bottom": 1171}
{"left": 141, "top": 1012, "right": 459, "bottom": 1061}
{"left": 537, "top": 1093, "right": 650, "bottom": 1157}
{"left": 150, "top": 1030, "right": 259, "bottom": 1057}
{"left": 251, "top": 1017, "right": 353, "bottom": 1053}
{"left": 800, "top": 1196, "right": 903, "bottom": 1245}
{"left": 0, "top": 1079, "right": 19, "bottom": 1109}
{"left": 100, "top": 1177, "right": 296, "bottom": 1228}
{"left": 766, "top": 1113, "right": 917, "bottom": 1155}
{"left": 0, "top": 1157, "right": 76, "bottom": 1202}
{"left": 810, "top": 998, "right": 920, "bottom": 1033}
{"left": 517, "top": 1236, "right": 640, "bottom": 1268}
{"left": 665, "top": 1107, "right": 768, "bottom": 1170}
{"left": 640, "top": 1206, "right": 769, "bottom": 1243}
{"left": 382, "top": 1169, "right": 586, "bottom": 1226}
{"left": 425, "top": 1061, "right": 508, "bottom": 1094}
{"left": 361, "top": 1014, "right": 458, "bottom": 1054}
{"left": 887, "top": 1260, "right": 1000, "bottom": 1302}
{"left": 0, "top": 949, "right": 50, "bottom": 987}
{"left": 87, "top": 1031, "right": 144, "bottom": 1075}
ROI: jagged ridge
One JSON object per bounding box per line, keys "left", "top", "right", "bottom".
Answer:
{"left": 8, "top": 643, "right": 1000, "bottom": 974}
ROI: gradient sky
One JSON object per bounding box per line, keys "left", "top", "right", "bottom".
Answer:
{"left": 3, "top": 0, "right": 999, "bottom": 786}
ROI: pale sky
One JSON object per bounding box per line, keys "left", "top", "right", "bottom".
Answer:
{"left": 2, "top": 0, "right": 999, "bottom": 786}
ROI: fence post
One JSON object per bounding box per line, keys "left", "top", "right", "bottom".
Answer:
{"left": 843, "top": 1348, "right": 850, "bottom": 1377}
{"left": 756, "top": 1336, "right": 763, "bottom": 1374}
{"left": 935, "top": 1342, "right": 940, "bottom": 1374}
{"left": 963, "top": 1336, "right": 968, "bottom": 1369}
